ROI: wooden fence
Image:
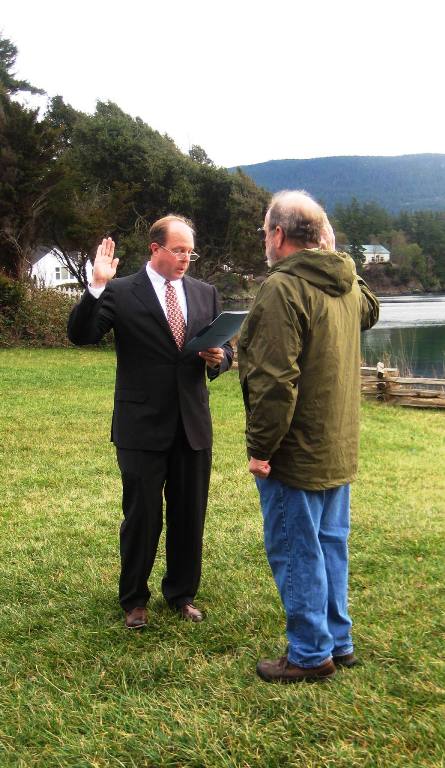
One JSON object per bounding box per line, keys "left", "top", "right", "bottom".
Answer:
{"left": 361, "top": 363, "right": 445, "bottom": 409}
{"left": 57, "top": 285, "right": 83, "bottom": 298}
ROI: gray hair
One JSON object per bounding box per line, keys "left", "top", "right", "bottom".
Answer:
{"left": 267, "top": 190, "right": 328, "bottom": 246}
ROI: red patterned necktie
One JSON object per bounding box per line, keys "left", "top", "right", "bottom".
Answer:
{"left": 165, "top": 280, "right": 186, "bottom": 350}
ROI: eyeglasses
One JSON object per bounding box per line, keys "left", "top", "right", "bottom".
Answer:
{"left": 160, "top": 245, "right": 200, "bottom": 262}
{"left": 257, "top": 227, "right": 266, "bottom": 242}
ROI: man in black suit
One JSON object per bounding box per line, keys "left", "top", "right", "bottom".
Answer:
{"left": 68, "top": 215, "right": 233, "bottom": 628}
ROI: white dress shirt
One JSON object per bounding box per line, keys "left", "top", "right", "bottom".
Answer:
{"left": 145, "top": 262, "right": 187, "bottom": 322}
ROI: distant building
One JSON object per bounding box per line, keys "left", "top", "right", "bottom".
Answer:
{"left": 361, "top": 244, "right": 391, "bottom": 264}
{"left": 342, "top": 243, "right": 391, "bottom": 265}
{"left": 31, "top": 247, "right": 92, "bottom": 290}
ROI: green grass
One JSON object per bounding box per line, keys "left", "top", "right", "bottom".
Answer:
{"left": 0, "top": 348, "right": 444, "bottom": 768}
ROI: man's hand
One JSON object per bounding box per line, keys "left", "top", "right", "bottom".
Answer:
{"left": 249, "top": 457, "right": 271, "bottom": 478}
{"left": 199, "top": 347, "right": 224, "bottom": 368}
{"left": 91, "top": 237, "right": 119, "bottom": 288}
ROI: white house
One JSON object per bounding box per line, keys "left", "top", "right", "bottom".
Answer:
{"left": 362, "top": 244, "right": 391, "bottom": 265}
{"left": 31, "top": 247, "right": 93, "bottom": 289}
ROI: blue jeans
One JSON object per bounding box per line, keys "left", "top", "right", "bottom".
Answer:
{"left": 256, "top": 478, "right": 353, "bottom": 668}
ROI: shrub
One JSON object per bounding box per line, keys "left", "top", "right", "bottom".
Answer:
{"left": 0, "top": 273, "right": 26, "bottom": 318}
{"left": 0, "top": 280, "right": 113, "bottom": 347}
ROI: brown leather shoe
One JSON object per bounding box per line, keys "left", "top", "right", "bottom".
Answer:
{"left": 333, "top": 652, "right": 360, "bottom": 668}
{"left": 179, "top": 603, "right": 203, "bottom": 622}
{"left": 256, "top": 655, "right": 336, "bottom": 683}
{"left": 125, "top": 607, "right": 148, "bottom": 629}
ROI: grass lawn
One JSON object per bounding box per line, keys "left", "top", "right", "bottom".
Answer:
{"left": 0, "top": 348, "right": 444, "bottom": 768}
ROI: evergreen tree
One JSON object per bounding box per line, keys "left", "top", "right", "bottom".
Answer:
{"left": 0, "top": 35, "right": 59, "bottom": 279}
{"left": 349, "top": 240, "right": 365, "bottom": 269}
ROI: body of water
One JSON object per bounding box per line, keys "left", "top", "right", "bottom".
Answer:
{"left": 361, "top": 295, "right": 445, "bottom": 377}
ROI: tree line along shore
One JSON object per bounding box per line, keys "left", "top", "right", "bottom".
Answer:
{"left": 2, "top": 33, "right": 445, "bottom": 305}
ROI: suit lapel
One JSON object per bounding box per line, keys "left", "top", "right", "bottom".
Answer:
{"left": 183, "top": 276, "right": 203, "bottom": 342}
{"left": 131, "top": 266, "right": 173, "bottom": 339}
{"left": 131, "top": 269, "right": 205, "bottom": 348}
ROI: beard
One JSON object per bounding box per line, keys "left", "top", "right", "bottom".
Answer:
{"left": 266, "top": 243, "right": 278, "bottom": 268}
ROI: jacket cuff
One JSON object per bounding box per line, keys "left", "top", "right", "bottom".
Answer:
{"left": 248, "top": 449, "right": 271, "bottom": 461}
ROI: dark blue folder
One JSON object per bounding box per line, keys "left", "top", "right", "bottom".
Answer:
{"left": 186, "top": 311, "right": 248, "bottom": 352}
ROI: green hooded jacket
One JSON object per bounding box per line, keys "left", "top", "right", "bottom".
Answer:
{"left": 237, "top": 249, "right": 379, "bottom": 490}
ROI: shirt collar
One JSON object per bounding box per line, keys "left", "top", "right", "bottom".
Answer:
{"left": 146, "top": 261, "right": 183, "bottom": 287}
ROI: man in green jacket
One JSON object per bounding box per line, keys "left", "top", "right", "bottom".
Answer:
{"left": 238, "top": 190, "right": 379, "bottom": 683}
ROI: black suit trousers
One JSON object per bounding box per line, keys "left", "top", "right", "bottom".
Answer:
{"left": 116, "top": 419, "right": 211, "bottom": 611}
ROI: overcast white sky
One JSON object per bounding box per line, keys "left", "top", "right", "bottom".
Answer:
{"left": 2, "top": 0, "right": 444, "bottom": 167}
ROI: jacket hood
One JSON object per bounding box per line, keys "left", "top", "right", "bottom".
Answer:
{"left": 270, "top": 249, "right": 356, "bottom": 297}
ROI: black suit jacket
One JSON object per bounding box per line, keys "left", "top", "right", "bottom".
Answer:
{"left": 67, "top": 267, "right": 233, "bottom": 451}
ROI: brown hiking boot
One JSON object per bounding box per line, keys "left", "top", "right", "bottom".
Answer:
{"left": 333, "top": 652, "right": 360, "bottom": 668}
{"left": 256, "top": 655, "right": 336, "bottom": 683}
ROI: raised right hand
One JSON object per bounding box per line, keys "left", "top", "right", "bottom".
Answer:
{"left": 91, "top": 237, "right": 119, "bottom": 288}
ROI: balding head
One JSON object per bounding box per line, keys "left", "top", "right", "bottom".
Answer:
{"left": 263, "top": 190, "right": 334, "bottom": 266}
{"left": 267, "top": 190, "right": 328, "bottom": 247}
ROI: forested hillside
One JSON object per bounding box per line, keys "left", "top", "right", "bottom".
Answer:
{"left": 331, "top": 199, "right": 445, "bottom": 291}
{"left": 1, "top": 33, "right": 445, "bottom": 300}
{"left": 231, "top": 155, "right": 445, "bottom": 213}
